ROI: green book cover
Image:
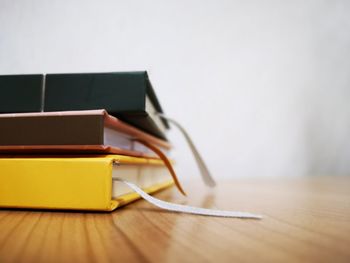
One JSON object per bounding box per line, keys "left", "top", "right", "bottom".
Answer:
{"left": 0, "top": 74, "right": 43, "bottom": 113}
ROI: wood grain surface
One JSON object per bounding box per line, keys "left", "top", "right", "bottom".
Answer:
{"left": 0, "top": 176, "right": 349, "bottom": 263}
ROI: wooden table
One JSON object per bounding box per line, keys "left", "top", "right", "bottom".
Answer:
{"left": 0, "top": 176, "right": 349, "bottom": 263}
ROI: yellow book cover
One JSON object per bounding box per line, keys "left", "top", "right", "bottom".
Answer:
{"left": 0, "top": 155, "right": 173, "bottom": 211}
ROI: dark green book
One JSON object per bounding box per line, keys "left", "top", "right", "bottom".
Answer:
{"left": 0, "top": 74, "right": 43, "bottom": 113}
{"left": 44, "top": 71, "right": 169, "bottom": 140}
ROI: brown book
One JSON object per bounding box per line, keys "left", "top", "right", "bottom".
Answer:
{"left": 0, "top": 109, "right": 171, "bottom": 157}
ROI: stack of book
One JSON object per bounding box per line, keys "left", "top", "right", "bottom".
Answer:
{"left": 0, "top": 72, "right": 175, "bottom": 211}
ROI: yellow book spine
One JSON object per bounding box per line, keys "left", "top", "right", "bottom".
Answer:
{"left": 0, "top": 156, "right": 114, "bottom": 210}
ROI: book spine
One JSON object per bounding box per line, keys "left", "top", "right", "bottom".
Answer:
{"left": 0, "top": 157, "right": 114, "bottom": 211}
{"left": 0, "top": 114, "right": 104, "bottom": 146}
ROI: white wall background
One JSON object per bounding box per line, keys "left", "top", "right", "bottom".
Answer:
{"left": 1, "top": 0, "right": 349, "bottom": 180}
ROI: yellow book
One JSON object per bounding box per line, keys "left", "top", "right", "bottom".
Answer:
{"left": 0, "top": 155, "right": 173, "bottom": 211}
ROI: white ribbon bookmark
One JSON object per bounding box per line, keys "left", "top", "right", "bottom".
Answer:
{"left": 113, "top": 178, "right": 262, "bottom": 219}
{"left": 157, "top": 113, "right": 216, "bottom": 187}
